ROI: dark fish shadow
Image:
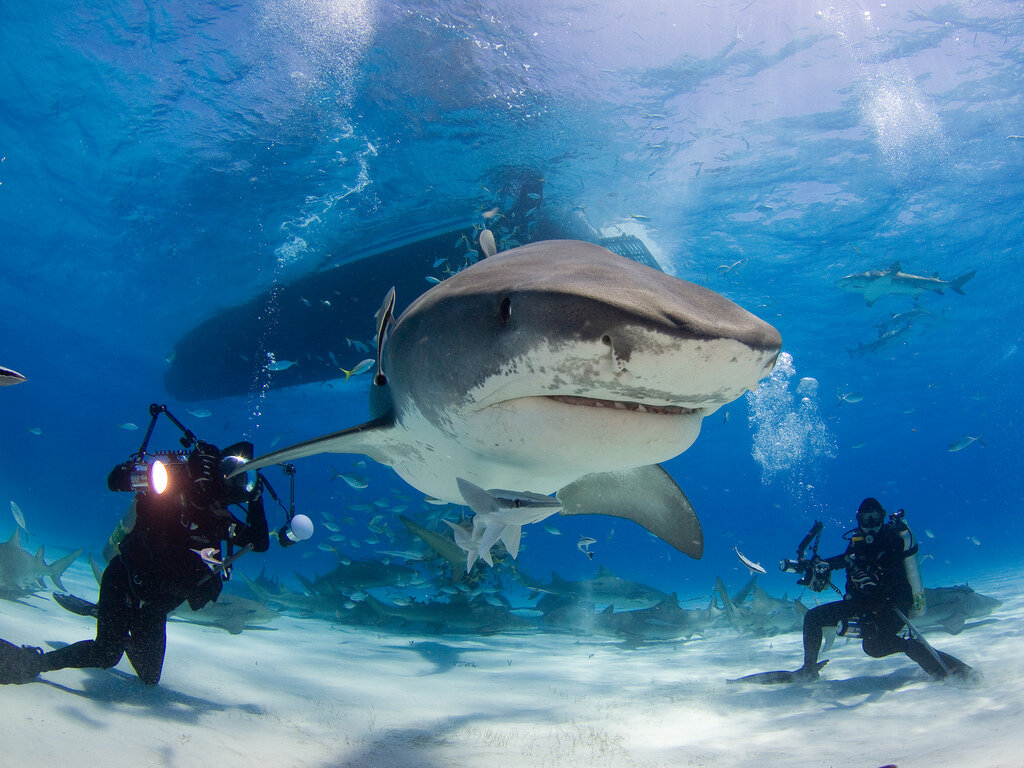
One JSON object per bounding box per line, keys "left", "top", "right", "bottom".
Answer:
{"left": 817, "top": 668, "right": 923, "bottom": 709}
{"left": 316, "top": 709, "right": 553, "bottom": 768}
{"left": 387, "top": 641, "right": 463, "bottom": 675}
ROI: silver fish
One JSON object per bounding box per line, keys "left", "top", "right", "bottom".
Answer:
{"left": 734, "top": 545, "right": 767, "bottom": 575}
{"left": 0, "top": 366, "right": 27, "bottom": 386}
{"left": 10, "top": 501, "right": 28, "bottom": 532}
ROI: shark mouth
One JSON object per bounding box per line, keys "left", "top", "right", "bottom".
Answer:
{"left": 546, "top": 394, "right": 698, "bottom": 416}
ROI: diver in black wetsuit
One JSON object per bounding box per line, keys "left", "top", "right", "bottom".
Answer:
{"left": 0, "top": 441, "right": 269, "bottom": 686}
{"left": 734, "top": 498, "right": 973, "bottom": 684}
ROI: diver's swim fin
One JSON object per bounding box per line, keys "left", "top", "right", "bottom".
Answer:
{"left": 53, "top": 593, "right": 99, "bottom": 618}
{"left": 0, "top": 639, "right": 44, "bottom": 684}
{"left": 728, "top": 660, "right": 828, "bottom": 685}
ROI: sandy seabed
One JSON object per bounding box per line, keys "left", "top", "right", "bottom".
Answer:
{"left": 1, "top": 563, "right": 1020, "bottom": 768}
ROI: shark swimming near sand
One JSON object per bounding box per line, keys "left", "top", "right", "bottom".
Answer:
{"left": 0, "top": 530, "right": 81, "bottom": 599}
{"left": 237, "top": 238, "right": 781, "bottom": 560}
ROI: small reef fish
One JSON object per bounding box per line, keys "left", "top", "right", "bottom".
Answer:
{"left": 340, "top": 359, "right": 375, "bottom": 381}
{"left": 336, "top": 472, "right": 368, "bottom": 490}
{"left": 0, "top": 366, "right": 27, "bottom": 386}
{"left": 836, "top": 390, "right": 864, "bottom": 406}
{"left": 26, "top": 427, "right": 42, "bottom": 435}
{"left": 187, "top": 408, "right": 212, "bottom": 418}
{"left": 734, "top": 546, "right": 767, "bottom": 575}
{"left": 119, "top": 422, "right": 139, "bottom": 431}
{"left": 947, "top": 435, "right": 984, "bottom": 452}
{"left": 266, "top": 359, "right": 297, "bottom": 372}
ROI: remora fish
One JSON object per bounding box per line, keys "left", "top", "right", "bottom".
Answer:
{"left": 734, "top": 546, "right": 767, "bottom": 575}
{"left": 837, "top": 262, "right": 977, "bottom": 307}
{"left": 452, "top": 478, "right": 562, "bottom": 571}
{"left": 237, "top": 239, "right": 781, "bottom": 559}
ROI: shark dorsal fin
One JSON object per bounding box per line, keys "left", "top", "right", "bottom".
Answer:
{"left": 373, "top": 287, "right": 396, "bottom": 386}
{"left": 479, "top": 229, "right": 497, "bottom": 258}
{"left": 887, "top": 262, "right": 902, "bottom": 274}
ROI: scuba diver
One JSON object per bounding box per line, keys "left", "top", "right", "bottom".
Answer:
{"left": 733, "top": 497, "right": 974, "bottom": 684}
{"left": 0, "top": 405, "right": 309, "bottom": 686}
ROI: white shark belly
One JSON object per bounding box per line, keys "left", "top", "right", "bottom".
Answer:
{"left": 386, "top": 399, "right": 705, "bottom": 503}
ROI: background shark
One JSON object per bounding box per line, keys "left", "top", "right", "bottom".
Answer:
{"left": 240, "top": 239, "right": 781, "bottom": 559}
{"left": 0, "top": 531, "right": 81, "bottom": 600}
{"left": 837, "top": 261, "right": 977, "bottom": 306}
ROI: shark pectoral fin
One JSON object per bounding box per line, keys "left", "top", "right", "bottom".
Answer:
{"left": 500, "top": 525, "right": 523, "bottom": 559}
{"left": 941, "top": 612, "right": 966, "bottom": 635}
{"left": 556, "top": 465, "right": 704, "bottom": 559}
{"left": 237, "top": 415, "right": 397, "bottom": 475}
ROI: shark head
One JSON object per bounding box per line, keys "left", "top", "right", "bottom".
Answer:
{"left": 378, "top": 240, "right": 780, "bottom": 493}
{"left": 239, "top": 238, "right": 781, "bottom": 559}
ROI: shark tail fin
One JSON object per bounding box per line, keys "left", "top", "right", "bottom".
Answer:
{"left": 950, "top": 269, "right": 977, "bottom": 295}
{"left": 557, "top": 465, "right": 703, "bottom": 559}
{"left": 44, "top": 548, "right": 83, "bottom": 592}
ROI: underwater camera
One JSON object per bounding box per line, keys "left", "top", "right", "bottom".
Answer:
{"left": 106, "top": 405, "right": 260, "bottom": 504}
{"left": 107, "top": 404, "right": 312, "bottom": 549}
{"left": 779, "top": 520, "right": 832, "bottom": 590}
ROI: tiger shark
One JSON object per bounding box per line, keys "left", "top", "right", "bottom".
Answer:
{"left": 238, "top": 239, "right": 781, "bottom": 559}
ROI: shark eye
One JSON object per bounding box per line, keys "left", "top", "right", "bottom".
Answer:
{"left": 498, "top": 297, "right": 512, "bottom": 327}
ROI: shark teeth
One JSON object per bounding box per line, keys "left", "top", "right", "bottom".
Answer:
{"left": 547, "top": 395, "right": 695, "bottom": 416}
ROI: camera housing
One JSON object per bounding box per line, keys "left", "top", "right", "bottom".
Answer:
{"left": 109, "top": 442, "right": 259, "bottom": 507}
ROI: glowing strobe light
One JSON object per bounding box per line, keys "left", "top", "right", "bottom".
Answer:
{"left": 150, "top": 460, "right": 168, "bottom": 494}
{"left": 108, "top": 459, "right": 174, "bottom": 495}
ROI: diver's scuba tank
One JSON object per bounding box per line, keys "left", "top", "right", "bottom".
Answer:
{"left": 891, "top": 509, "right": 926, "bottom": 618}
{"left": 101, "top": 499, "right": 138, "bottom": 564}
{"left": 836, "top": 617, "right": 862, "bottom": 638}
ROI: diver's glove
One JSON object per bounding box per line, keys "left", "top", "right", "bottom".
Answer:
{"left": 807, "top": 557, "right": 832, "bottom": 592}
{"left": 850, "top": 568, "right": 879, "bottom": 591}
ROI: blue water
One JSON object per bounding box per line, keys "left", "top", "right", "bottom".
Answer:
{"left": 2, "top": 0, "right": 1022, "bottom": 607}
